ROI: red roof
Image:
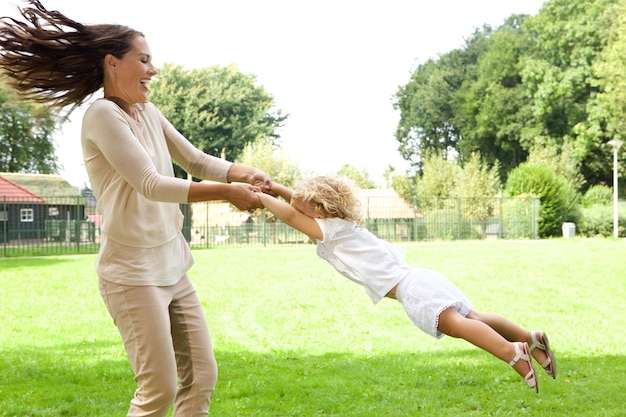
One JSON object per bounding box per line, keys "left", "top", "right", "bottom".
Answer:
{"left": 0, "top": 175, "right": 45, "bottom": 202}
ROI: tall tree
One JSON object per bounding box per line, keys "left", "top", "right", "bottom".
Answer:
{"left": 393, "top": 26, "right": 492, "bottom": 174}
{"left": 520, "top": 0, "right": 619, "bottom": 187}
{"left": 455, "top": 15, "right": 532, "bottom": 177}
{"left": 149, "top": 63, "right": 288, "bottom": 179}
{"left": 589, "top": 0, "right": 626, "bottom": 183}
{"left": 0, "top": 82, "right": 60, "bottom": 173}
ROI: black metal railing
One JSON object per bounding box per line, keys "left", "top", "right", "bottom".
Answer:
{"left": 1, "top": 195, "right": 539, "bottom": 257}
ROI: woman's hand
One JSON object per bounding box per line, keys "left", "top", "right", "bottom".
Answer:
{"left": 249, "top": 169, "right": 272, "bottom": 194}
{"left": 227, "top": 164, "right": 271, "bottom": 193}
{"left": 227, "top": 183, "right": 264, "bottom": 211}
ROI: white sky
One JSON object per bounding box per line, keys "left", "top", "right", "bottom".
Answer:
{"left": 1, "top": 0, "right": 546, "bottom": 187}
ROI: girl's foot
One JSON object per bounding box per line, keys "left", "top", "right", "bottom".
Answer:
{"left": 528, "top": 331, "right": 557, "bottom": 379}
{"left": 509, "top": 342, "right": 538, "bottom": 393}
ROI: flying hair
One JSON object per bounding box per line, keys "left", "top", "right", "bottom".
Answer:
{"left": 0, "top": 0, "right": 143, "bottom": 112}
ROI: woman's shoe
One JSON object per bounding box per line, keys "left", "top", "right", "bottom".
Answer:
{"left": 529, "top": 331, "right": 557, "bottom": 379}
{"left": 509, "top": 342, "right": 538, "bottom": 393}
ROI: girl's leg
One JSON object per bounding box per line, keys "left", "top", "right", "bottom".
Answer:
{"left": 465, "top": 310, "right": 551, "bottom": 367}
{"left": 465, "top": 310, "right": 529, "bottom": 342}
{"left": 437, "top": 308, "right": 534, "bottom": 379}
{"left": 170, "top": 275, "right": 218, "bottom": 417}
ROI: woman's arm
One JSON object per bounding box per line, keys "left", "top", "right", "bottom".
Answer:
{"left": 188, "top": 181, "right": 263, "bottom": 210}
{"left": 257, "top": 192, "right": 323, "bottom": 242}
{"left": 187, "top": 163, "right": 271, "bottom": 209}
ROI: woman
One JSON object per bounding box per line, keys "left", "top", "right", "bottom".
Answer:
{"left": 0, "top": 1, "right": 271, "bottom": 415}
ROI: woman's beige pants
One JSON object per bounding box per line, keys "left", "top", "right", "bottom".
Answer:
{"left": 99, "top": 274, "right": 217, "bottom": 417}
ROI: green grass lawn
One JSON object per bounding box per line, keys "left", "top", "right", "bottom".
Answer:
{"left": 1, "top": 239, "right": 625, "bottom": 416}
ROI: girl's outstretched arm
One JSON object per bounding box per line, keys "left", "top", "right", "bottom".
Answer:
{"left": 257, "top": 190, "right": 323, "bottom": 242}
{"left": 268, "top": 181, "right": 293, "bottom": 202}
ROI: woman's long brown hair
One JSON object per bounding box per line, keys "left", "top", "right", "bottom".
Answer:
{"left": 0, "top": 0, "right": 142, "bottom": 111}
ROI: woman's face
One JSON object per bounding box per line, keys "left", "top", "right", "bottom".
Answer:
{"left": 106, "top": 35, "right": 157, "bottom": 104}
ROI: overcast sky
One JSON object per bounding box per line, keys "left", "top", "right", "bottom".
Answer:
{"left": 1, "top": 0, "right": 547, "bottom": 187}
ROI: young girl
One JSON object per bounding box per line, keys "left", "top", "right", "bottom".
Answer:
{"left": 257, "top": 176, "right": 556, "bottom": 393}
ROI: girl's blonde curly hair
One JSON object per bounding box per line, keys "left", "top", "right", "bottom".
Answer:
{"left": 291, "top": 176, "right": 365, "bottom": 226}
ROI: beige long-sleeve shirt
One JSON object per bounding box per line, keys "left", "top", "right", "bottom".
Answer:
{"left": 81, "top": 98, "right": 232, "bottom": 285}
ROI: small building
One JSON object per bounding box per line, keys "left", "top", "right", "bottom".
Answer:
{"left": 359, "top": 188, "right": 424, "bottom": 241}
{"left": 0, "top": 173, "right": 88, "bottom": 242}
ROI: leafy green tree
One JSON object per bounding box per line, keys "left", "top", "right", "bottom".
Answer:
{"left": 236, "top": 137, "right": 304, "bottom": 189}
{"left": 149, "top": 63, "right": 288, "bottom": 179}
{"left": 0, "top": 82, "right": 60, "bottom": 173}
{"left": 454, "top": 152, "right": 502, "bottom": 197}
{"left": 393, "top": 29, "right": 490, "bottom": 173}
{"left": 384, "top": 166, "right": 415, "bottom": 200}
{"left": 416, "top": 152, "right": 460, "bottom": 197}
{"left": 394, "top": 23, "right": 528, "bottom": 175}
{"left": 394, "top": 0, "right": 623, "bottom": 192}
{"left": 527, "top": 140, "right": 585, "bottom": 192}
{"left": 454, "top": 152, "right": 503, "bottom": 235}
{"left": 520, "top": 0, "right": 619, "bottom": 186}
{"left": 589, "top": 1, "right": 626, "bottom": 183}
{"left": 455, "top": 15, "right": 532, "bottom": 176}
{"left": 336, "top": 164, "right": 375, "bottom": 189}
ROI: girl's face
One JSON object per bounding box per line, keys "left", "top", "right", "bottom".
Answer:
{"left": 105, "top": 35, "right": 157, "bottom": 104}
{"left": 292, "top": 199, "right": 321, "bottom": 219}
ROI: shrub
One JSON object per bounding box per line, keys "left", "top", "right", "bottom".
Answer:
{"left": 578, "top": 204, "right": 614, "bottom": 237}
{"left": 505, "top": 162, "right": 578, "bottom": 237}
{"left": 578, "top": 203, "right": 626, "bottom": 237}
{"left": 582, "top": 184, "right": 613, "bottom": 207}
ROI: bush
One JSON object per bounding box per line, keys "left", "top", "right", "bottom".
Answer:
{"left": 505, "top": 162, "right": 579, "bottom": 237}
{"left": 582, "top": 185, "right": 613, "bottom": 207}
{"left": 578, "top": 203, "right": 626, "bottom": 237}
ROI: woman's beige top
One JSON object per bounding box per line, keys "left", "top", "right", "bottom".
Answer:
{"left": 82, "top": 99, "right": 232, "bottom": 285}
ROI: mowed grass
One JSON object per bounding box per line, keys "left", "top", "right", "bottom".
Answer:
{"left": 1, "top": 238, "right": 625, "bottom": 416}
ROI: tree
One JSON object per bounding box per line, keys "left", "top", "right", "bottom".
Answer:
{"left": 393, "top": 26, "right": 492, "bottom": 174}
{"left": 455, "top": 15, "right": 532, "bottom": 177}
{"left": 384, "top": 166, "right": 414, "bottom": 200}
{"left": 336, "top": 164, "right": 375, "bottom": 189}
{"left": 454, "top": 152, "right": 503, "bottom": 234}
{"left": 0, "top": 82, "right": 61, "bottom": 173}
{"left": 415, "top": 152, "right": 460, "bottom": 197}
{"left": 236, "top": 137, "right": 304, "bottom": 189}
{"left": 394, "top": 0, "right": 622, "bottom": 191}
{"left": 520, "top": 0, "right": 620, "bottom": 187}
{"left": 149, "top": 63, "right": 288, "bottom": 179}
{"left": 589, "top": 1, "right": 626, "bottom": 183}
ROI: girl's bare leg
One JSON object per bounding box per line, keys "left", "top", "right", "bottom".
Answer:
{"left": 465, "top": 310, "right": 550, "bottom": 366}
{"left": 437, "top": 308, "right": 537, "bottom": 378}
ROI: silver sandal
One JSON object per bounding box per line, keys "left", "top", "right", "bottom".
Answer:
{"left": 509, "top": 342, "right": 538, "bottom": 393}
{"left": 529, "top": 331, "right": 557, "bottom": 379}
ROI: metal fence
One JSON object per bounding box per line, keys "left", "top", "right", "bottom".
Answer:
{"left": 0, "top": 195, "right": 539, "bottom": 257}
